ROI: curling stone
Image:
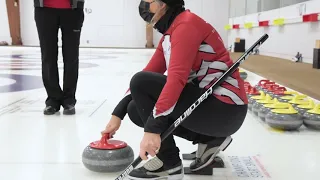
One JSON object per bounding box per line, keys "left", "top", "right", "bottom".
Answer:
{"left": 264, "top": 84, "right": 279, "bottom": 94}
{"left": 82, "top": 134, "right": 134, "bottom": 173}
{"left": 240, "top": 70, "right": 248, "bottom": 80}
{"left": 303, "top": 104, "right": 320, "bottom": 130}
{"left": 248, "top": 90, "right": 265, "bottom": 111}
{"left": 261, "top": 83, "right": 278, "bottom": 94}
{"left": 265, "top": 104, "right": 303, "bottom": 130}
{"left": 244, "top": 81, "right": 251, "bottom": 87}
{"left": 288, "top": 95, "right": 309, "bottom": 108}
{"left": 247, "top": 87, "right": 260, "bottom": 110}
{"left": 258, "top": 101, "right": 290, "bottom": 121}
{"left": 295, "top": 99, "right": 315, "bottom": 115}
{"left": 259, "top": 81, "right": 275, "bottom": 92}
{"left": 244, "top": 82, "right": 251, "bottom": 93}
{"left": 279, "top": 93, "right": 305, "bottom": 103}
{"left": 266, "top": 86, "right": 286, "bottom": 96}
{"left": 245, "top": 86, "right": 252, "bottom": 97}
{"left": 254, "top": 80, "right": 272, "bottom": 91}
{"left": 252, "top": 94, "right": 275, "bottom": 116}
{"left": 247, "top": 86, "right": 260, "bottom": 99}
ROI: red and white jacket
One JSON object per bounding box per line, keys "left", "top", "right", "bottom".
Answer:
{"left": 122, "top": 10, "right": 247, "bottom": 132}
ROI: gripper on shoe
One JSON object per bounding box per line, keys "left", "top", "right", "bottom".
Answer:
{"left": 182, "top": 151, "right": 196, "bottom": 160}
{"left": 184, "top": 156, "right": 225, "bottom": 176}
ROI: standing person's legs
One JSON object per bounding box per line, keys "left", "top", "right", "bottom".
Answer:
{"left": 59, "top": 8, "right": 84, "bottom": 115}
{"left": 34, "top": 7, "right": 62, "bottom": 115}
{"left": 127, "top": 71, "right": 247, "bottom": 179}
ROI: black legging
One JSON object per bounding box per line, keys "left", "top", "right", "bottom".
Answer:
{"left": 127, "top": 71, "right": 247, "bottom": 165}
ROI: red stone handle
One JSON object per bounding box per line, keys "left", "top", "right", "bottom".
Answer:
{"left": 100, "top": 133, "right": 111, "bottom": 145}
{"left": 267, "top": 84, "right": 279, "bottom": 91}
{"left": 258, "top": 80, "right": 270, "bottom": 86}
{"left": 276, "top": 87, "right": 287, "bottom": 91}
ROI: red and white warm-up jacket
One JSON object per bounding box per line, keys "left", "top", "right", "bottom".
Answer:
{"left": 119, "top": 10, "right": 248, "bottom": 134}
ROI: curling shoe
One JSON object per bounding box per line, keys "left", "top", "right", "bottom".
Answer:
{"left": 128, "top": 156, "right": 184, "bottom": 180}
{"left": 43, "top": 105, "right": 59, "bottom": 115}
{"left": 189, "top": 136, "right": 232, "bottom": 171}
{"left": 63, "top": 104, "right": 76, "bottom": 115}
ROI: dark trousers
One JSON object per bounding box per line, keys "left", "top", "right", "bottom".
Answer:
{"left": 127, "top": 71, "right": 248, "bottom": 165}
{"left": 34, "top": 7, "right": 84, "bottom": 108}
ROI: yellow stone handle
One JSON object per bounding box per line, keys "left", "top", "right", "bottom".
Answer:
{"left": 288, "top": 104, "right": 295, "bottom": 111}
{"left": 292, "top": 94, "right": 307, "bottom": 100}
{"left": 308, "top": 98, "right": 315, "bottom": 106}
{"left": 314, "top": 104, "right": 320, "bottom": 110}
{"left": 284, "top": 91, "right": 299, "bottom": 95}
{"left": 265, "top": 94, "right": 272, "bottom": 100}
{"left": 308, "top": 104, "right": 320, "bottom": 114}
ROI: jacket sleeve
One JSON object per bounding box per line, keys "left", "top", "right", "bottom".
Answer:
{"left": 112, "top": 41, "right": 167, "bottom": 120}
{"left": 143, "top": 41, "right": 167, "bottom": 73}
{"left": 112, "top": 89, "right": 132, "bottom": 120}
{"left": 144, "top": 23, "right": 204, "bottom": 134}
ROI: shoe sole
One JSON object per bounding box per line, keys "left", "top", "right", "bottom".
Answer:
{"left": 43, "top": 110, "right": 59, "bottom": 115}
{"left": 44, "top": 112, "right": 56, "bottom": 115}
{"left": 128, "top": 173, "right": 184, "bottom": 180}
{"left": 190, "top": 136, "right": 233, "bottom": 172}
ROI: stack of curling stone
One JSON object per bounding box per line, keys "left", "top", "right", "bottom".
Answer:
{"left": 278, "top": 92, "right": 302, "bottom": 103}
{"left": 258, "top": 100, "right": 290, "bottom": 121}
{"left": 265, "top": 104, "right": 303, "bottom": 130}
{"left": 252, "top": 94, "right": 276, "bottom": 116}
{"left": 288, "top": 95, "right": 309, "bottom": 108}
{"left": 240, "top": 69, "right": 248, "bottom": 80}
{"left": 248, "top": 90, "right": 265, "bottom": 111}
{"left": 82, "top": 134, "right": 134, "bottom": 173}
{"left": 295, "top": 99, "right": 315, "bottom": 115}
{"left": 303, "top": 104, "right": 320, "bottom": 130}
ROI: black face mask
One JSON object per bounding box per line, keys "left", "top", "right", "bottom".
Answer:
{"left": 138, "top": 0, "right": 185, "bottom": 34}
{"left": 139, "top": 1, "right": 155, "bottom": 23}
{"left": 154, "top": 7, "right": 185, "bottom": 34}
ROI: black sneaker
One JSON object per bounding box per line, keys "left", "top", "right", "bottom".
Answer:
{"left": 189, "top": 136, "right": 232, "bottom": 171}
{"left": 63, "top": 104, "right": 75, "bottom": 115}
{"left": 43, "top": 106, "right": 59, "bottom": 115}
{"left": 128, "top": 156, "right": 184, "bottom": 180}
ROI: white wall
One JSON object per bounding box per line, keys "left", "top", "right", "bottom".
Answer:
{"left": 0, "top": 1, "right": 11, "bottom": 44}
{"left": 154, "top": 0, "right": 230, "bottom": 48}
{"left": 246, "top": 0, "right": 260, "bottom": 15}
{"left": 281, "top": 0, "right": 310, "bottom": 7}
{"left": 18, "top": 0, "right": 229, "bottom": 48}
{"left": 261, "top": 0, "right": 281, "bottom": 11}
{"left": 19, "top": 0, "right": 39, "bottom": 47}
{"left": 229, "top": 0, "right": 246, "bottom": 17}
{"left": 228, "top": 0, "right": 320, "bottom": 64}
